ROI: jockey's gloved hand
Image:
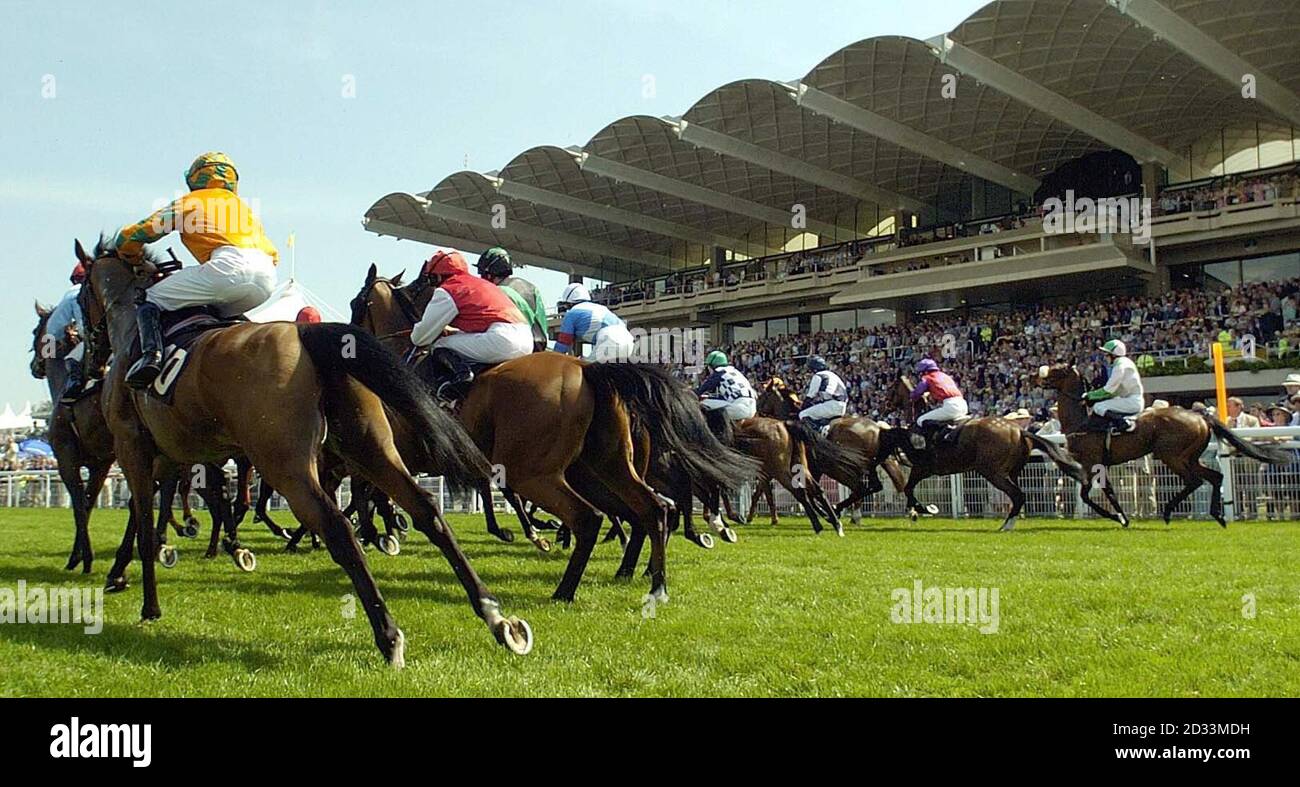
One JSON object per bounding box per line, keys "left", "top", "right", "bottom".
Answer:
{"left": 402, "top": 345, "right": 421, "bottom": 365}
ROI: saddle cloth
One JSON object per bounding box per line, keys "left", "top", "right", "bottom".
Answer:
{"left": 135, "top": 307, "right": 247, "bottom": 404}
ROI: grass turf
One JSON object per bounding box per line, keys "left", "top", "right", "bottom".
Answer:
{"left": 0, "top": 507, "right": 1297, "bottom": 697}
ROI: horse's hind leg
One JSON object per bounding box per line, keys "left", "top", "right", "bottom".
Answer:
{"left": 514, "top": 475, "right": 603, "bottom": 602}
{"left": 1193, "top": 462, "right": 1226, "bottom": 527}
{"left": 105, "top": 506, "right": 137, "bottom": 592}
{"left": 985, "top": 473, "right": 1026, "bottom": 532}
{"left": 57, "top": 460, "right": 90, "bottom": 572}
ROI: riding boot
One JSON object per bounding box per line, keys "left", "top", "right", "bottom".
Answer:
{"left": 427, "top": 347, "right": 474, "bottom": 403}
{"left": 125, "top": 301, "right": 164, "bottom": 389}
{"left": 59, "top": 357, "right": 84, "bottom": 405}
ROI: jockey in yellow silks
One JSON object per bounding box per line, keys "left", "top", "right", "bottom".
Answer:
{"left": 114, "top": 152, "right": 279, "bottom": 388}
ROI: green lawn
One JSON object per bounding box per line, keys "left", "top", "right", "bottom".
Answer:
{"left": 0, "top": 507, "right": 1297, "bottom": 697}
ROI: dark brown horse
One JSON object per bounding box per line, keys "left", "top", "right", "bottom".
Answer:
{"left": 352, "top": 267, "right": 757, "bottom": 600}
{"left": 756, "top": 378, "right": 907, "bottom": 519}
{"left": 1038, "top": 363, "right": 1292, "bottom": 526}
{"left": 873, "top": 375, "right": 1089, "bottom": 531}
{"left": 78, "top": 242, "right": 532, "bottom": 664}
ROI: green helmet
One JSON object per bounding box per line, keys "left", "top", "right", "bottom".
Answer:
{"left": 705, "top": 350, "right": 728, "bottom": 368}
{"left": 1099, "top": 339, "right": 1128, "bottom": 357}
{"left": 476, "top": 246, "right": 512, "bottom": 278}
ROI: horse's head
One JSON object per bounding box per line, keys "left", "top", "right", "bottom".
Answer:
{"left": 1037, "top": 362, "right": 1083, "bottom": 396}
{"left": 756, "top": 377, "right": 797, "bottom": 417}
{"left": 30, "top": 301, "right": 52, "bottom": 379}
{"left": 350, "top": 263, "right": 427, "bottom": 346}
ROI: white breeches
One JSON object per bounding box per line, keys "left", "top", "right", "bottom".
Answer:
{"left": 145, "top": 246, "right": 277, "bottom": 317}
{"left": 917, "top": 396, "right": 968, "bottom": 425}
{"left": 800, "top": 400, "right": 846, "bottom": 421}
{"left": 434, "top": 321, "right": 533, "bottom": 363}
{"left": 590, "top": 323, "right": 636, "bottom": 363}
{"left": 701, "top": 396, "right": 756, "bottom": 420}
{"left": 1092, "top": 394, "right": 1143, "bottom": 417}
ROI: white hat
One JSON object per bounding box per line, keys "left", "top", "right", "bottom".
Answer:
{"left": 1004, "top": 407, "right": 1032, "bottom": 421}
{"left": 1284, "top": 373, "right": 1300, "bottom": 388}
{"left": 559, "top": 283, "right": 591, "bottom": 305}
{"left": 1149, "top": 399, "right": 1169, "bottom": 410}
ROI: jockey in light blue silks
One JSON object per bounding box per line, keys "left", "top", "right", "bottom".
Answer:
{"left": 799, "top": 355, "right": 847, "bottom": 425}
{"left": 46, "top": 263, "right": 88, "bottom": 404}
{"left": 1085, "top": 339, "right": 1144, "bottom": 431}
{"left": 697, "top": 350, "right": 756, "bottom": 420}
{"left": 552, "top": 283, "right": 635, "bottom": 362}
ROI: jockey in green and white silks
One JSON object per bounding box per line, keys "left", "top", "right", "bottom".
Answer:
{"left": 1086, "top": 339, "right": 1145, "bottom": 418}
{"left": 799, "top": 355, "right": 848, "bottom": 422}
{"left": 697, "top": 350, "right": 756, "bottom": 420}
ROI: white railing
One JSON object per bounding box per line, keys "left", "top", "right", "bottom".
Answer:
{"left": 5, "top": 428, "right": 1298, "bottom": 523}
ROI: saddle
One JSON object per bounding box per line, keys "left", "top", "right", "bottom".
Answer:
{"left": 411, "top": 347, "right": 497, "bottom": 407}
{"left": 134, "top": 306, "right": 247, "bottom": 404}
{"left": 911, "top": 416, "right": 970, "bottom": 451}
{"left": 1082, "top": 412, "right": 1138, "bottom": 436}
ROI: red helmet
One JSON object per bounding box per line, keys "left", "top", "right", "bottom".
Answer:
{"left": 421, "top": 250, "right": 469, "bottom": 279}
{"left": 295, "top": 306, "right": 322, "bottom": 323}
{"left": 70, "top": 262, "right": 87, "bottom": 284}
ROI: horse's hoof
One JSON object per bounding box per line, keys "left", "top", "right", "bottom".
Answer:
{"left": 491, "top": 528, "right": 515, "bottom": 543}
{"left": 834, "top": 524, "right": 845, "bottom": 538}
{"left": 923, "top": 504, "right": 939, "bottom": 516}
{"left": 104, "top": 577, "right": 128, "bottom": 593}
{"left": 182, "top": 523, "right": 199, "bottom": 539}
{"left": 158, "top": 545, "right": 179, "bottom": 569}
{"left": 234, "top": 549, "right": 257, "bottom": 572}
{"left": 528, "top": 534, "right": 551, "bottom": 553}
{"left": 493, "top": 617, "right": 534, "bottom": 655}
{"left": 64, "top": 556, "right": 79, "bottom": 572}
{"left": 695, "top": 532, "right": 715, "bottom": 550}
{"left": 377, "top": 535, "right": 401, "bottom": 556}
{"left": 394, "top": 514, "right": 410, "bottom": 533}
{"left": 388, "top": 629, "right": 406, "bottom": 669}
{"left": 1119, "top": 516, "right": 1130, "bottom": 529}
{"left": 720, "top": 527, "right": 738, "bottom": 544}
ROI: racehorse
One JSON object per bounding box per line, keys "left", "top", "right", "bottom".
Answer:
{"left": 872, "top": 375, "right": 1089, "bottom": 531}
{"left": 702, "top": 409, "right": 850, "bottom": 535}
{"left": 77, "top": 241, "right": 532, "bottom": 664}
{"left": 351, "top": 266, "right": 757, "bottom": 600}
{"left": 756, "top": 378, "right": 907, "bottom": 519}
{"left": 1038, "top": 363, "right": 1293, "bottom": 526}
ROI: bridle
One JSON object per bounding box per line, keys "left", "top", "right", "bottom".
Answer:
{"left": 351, "top": 274, "right": 432, "bottom": 342}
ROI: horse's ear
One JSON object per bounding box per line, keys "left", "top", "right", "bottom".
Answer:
{"left": 35, "top": 300, "right": 51, "bottom": 317}
{"left": 366, "top": 263, "right": 377, "bottom": 285}
{"left": 74, "top": 239, "right": 91, "bottom": 264}
{"left": 390, "top": 269, "right": 405, "bottom": 287}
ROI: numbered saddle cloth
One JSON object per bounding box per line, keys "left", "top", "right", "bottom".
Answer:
{"left": 137, "top": 307, "right": 247, "bottom": 404}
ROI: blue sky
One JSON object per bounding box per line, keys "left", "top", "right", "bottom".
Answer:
{"left": 0, "top": 0, "right": 983, "bottom": 406}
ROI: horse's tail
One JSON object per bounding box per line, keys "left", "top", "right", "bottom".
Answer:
{"left": 786, "top": 418, "right": 866, "bottom": 483}
{"left": 297, "top": 323, "right": 492, "bottom": 486}
{"left": 1024, "top": 431, "right": 1088, "bottom": 485}
{"left": 1204, "top": 415, "right": 1294, "bottom": 464}
{"left": 581, "top": 363, "right": 758, "bottom": 494}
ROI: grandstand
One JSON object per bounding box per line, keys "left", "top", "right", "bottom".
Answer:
{"left": 363, "top": 0, "right": 1300, "bottom": 417}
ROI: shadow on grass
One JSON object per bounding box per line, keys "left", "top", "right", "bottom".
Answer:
{"left": 0, "top": 619, "right": 281, "bottom": 671}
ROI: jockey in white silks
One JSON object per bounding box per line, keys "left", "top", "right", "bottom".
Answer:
{"left": 697, "top": 350, "right": 756, "bottom": 420}
{"left": 1085, "top": 339, "right": 1144, "bottom": 430}
{"left": 798, "top": 355, "right": 848, "bottom": 424}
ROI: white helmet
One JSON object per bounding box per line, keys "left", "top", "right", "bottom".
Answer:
{"left": 559, "top": 283, "right": 591, "bottom": 306}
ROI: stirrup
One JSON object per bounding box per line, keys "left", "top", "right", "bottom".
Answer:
{"left": 126, "top": 354, "right": 162, "bottom": 389}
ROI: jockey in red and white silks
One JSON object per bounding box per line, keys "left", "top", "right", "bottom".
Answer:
{"left": 912, "top": 358, "right": 968, "bottom": 426}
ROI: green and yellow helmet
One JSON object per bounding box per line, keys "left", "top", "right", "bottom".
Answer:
{"left": 185, "top": 152, "right": 239, "bottom": 192}
{"left": 705, "top": 350, "right": 728, "bottom": 368}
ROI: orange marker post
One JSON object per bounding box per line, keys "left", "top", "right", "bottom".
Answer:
{"left": 1211, "top": 342, "right": 1229, "bottom": 425}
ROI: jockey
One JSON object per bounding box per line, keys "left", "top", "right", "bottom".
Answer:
{"left": 553, "top": 283, "right": 635, "bottom": 362}
{"left": 911, "top": 358, "right": 967, "bottom": 443}
{"left": 295, "top": 305, "right": 321, "bottom": 323}
{"left": 799, "top": 355, "right": 848, "bottom": 424}
{"left": 410, "top": 249, "right": 532, "bottom": 401}
{"left": 1085, "top": 339, "right": 1144, "bottom": 430}
{"left": 47, "top": 263, "right": 88, "bottom": 404}
{"left": 114, "top": 152, "right": 279, "bottom": 388}
{"left": 475, "top": 247, "right": 549, "bottom": 352}
{"left": 696, "top": 350, "right": 756, "bottom": 420}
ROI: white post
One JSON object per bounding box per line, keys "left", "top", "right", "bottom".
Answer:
{"left": 950, "top": 474, "right": 964, "bottom": 518}
{"left": 1219, "top": 451, "right": 1236, "bottom": 524}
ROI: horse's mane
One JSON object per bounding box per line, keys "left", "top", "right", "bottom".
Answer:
{"left": 91, "top": 232, "right": 164, "bottom": 266}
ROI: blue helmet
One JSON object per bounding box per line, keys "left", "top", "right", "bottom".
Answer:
{"left": 806, "top": 355, "right": 828, "bottom": 372}
{"left": 915, "top": 358, "right": 940, "bottom": 375}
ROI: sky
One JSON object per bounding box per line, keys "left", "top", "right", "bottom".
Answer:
{"left": 0, "top": 0, "right": 986, "bottom": 407}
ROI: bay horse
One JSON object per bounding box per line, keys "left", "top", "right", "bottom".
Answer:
{"left": 756, "top": 378, "right": 907, "bottom": 519}
{"left": 1038, "top": 363, "right": 1292, "bottom": 526}
{"left": 78, "top": 241, "right": 532, "bottom": 664}
{"left": 352, "top": 267, "right": 758, "bottom": 600}
{"left": 873, "top": 375, "right": 1089, "bottom": 531}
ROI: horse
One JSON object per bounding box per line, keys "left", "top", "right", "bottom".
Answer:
{"left": 872, "top": 375, "right": 1089, "bottom": 531}
{"left": 1038, "top": 363, "right": 1293, "bottom": 526}
{"left": 756, "top": 378, "right": 907, "bottom": 520}
{"left": 351, "top": 266, "right": 757, "bottom": 599}
{"left": 77, "top": 241, "right": 532, "bottom": 664}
